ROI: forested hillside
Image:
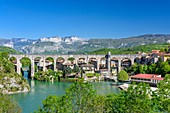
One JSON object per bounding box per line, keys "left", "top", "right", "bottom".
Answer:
{"left": 88, "top": 44, "right": 169, "bottom": 54}
{"left": 0, "top": 46, "right": 22, "bottom": 54}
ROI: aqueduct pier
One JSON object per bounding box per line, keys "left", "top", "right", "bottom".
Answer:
{"left": 9, "top": 53, "right": 140, "bottom": 78}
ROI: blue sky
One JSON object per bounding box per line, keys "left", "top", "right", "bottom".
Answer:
{"left": 0, "top": 0, "right": 170, "bottom": 39}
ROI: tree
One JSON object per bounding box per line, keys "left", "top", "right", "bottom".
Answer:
{"left": 0, "top": 52, "right": 15, "bottom": 73}
{"left": 63, "top": 66, "right": 72, "bottom": 78}
{"left": 164, "top": 47, "right": 169, "bottom": 52}
{"left": 35, "top": 95, "right": 61, "bottom": 113}
{"left": 147, "top": 64, "right": 157, "bottom": 74}
{"left": 20, "top": 57, "right": 31, "bottom": 67}
{"left": 127, "top": 63, "right": 139, "bottom": 74}
{"left": 34, "top": 71, "right": 47, "bottom": 81}
{"left": 139, "top": 64, "right": 144, "bottom": 74}
{"left": 34, "top": 70, "right": 62, "bottom": 81}
{"left": 143, "top": 64, "right": 148, "bottom": 73}
{"left": 35, "top": 81, "right": 170, "bottom": 113}
{"left": 157, "top": 62, "right": 170, "bottom": 76}
{"left": 104, "top": 94, "right": 118, "bottom": 112}
{"left": 0, "top": 94, "right": 22, "bottom": 113}
{"left": 35, "top": 82, "right": 106, "bottom": 113}
{"left": 112, "top": 83, "right": 153, "bottom": 113}
{"left": 151, "top": 74, "right": 170, "bottom": 112}
{"left": 65, "top": 82, "right": 96, "bottom": 113}
{"left": 72, "top": 65, "right": 80, "bottom": 73}
{"left": 160, "top": 48, "right": 165, "bottom": 52}
{"left": 157, "top": 74, "right": 170, "bottom": 98}
{"left": 46, "top": 57, "right": 54, "bottom": 66}
{"left": 67, "top": 57, "right": 75, "bottom": 64}
{"left": 0, "top": 52, "right": 9, "bottom": 60}
{"left": 46, "top": 57, "right": 54, "bottom": 62}
{"left": 117, "top": 70, "right": 129, "bottom": 81}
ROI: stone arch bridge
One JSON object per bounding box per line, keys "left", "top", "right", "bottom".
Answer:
{"left": 9, "top": 54, "right": 140, "bottom": 78}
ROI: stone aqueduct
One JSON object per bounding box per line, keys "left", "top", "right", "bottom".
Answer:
{"left": 9, "top": 54, "right": 140, "bottom": 78}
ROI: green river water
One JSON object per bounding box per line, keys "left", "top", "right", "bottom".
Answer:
{"left": 10, "top": 80, "right": 120, "bottom": 113}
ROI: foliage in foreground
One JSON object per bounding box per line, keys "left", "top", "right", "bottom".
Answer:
{"left": 35, "top": 74, "right": 170, "bottom": 113}
{"left": 0, "top": 94, "right": 22, "bottom": 113}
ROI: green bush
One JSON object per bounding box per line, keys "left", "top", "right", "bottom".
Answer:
{"left": 118, "top": 70, "right": 129, "bottom": 81}
{"left": 11, "top": 87, "right": 18, "bottom": 92}
{"left": 86, "top": 73, "right": 94, "bottom": 77}
{"left": 95, "top": 73, "right": 100, "bottom": 77}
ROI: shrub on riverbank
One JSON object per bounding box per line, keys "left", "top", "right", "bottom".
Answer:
{"left": 86, "top": 73, "right": 100, "bottom": 77}
{"left": 60, "top": 78, "right": 84, "bottom": 82}
{"left": 118, "top": 70, "right": 129, "bottom": 81}
{"left": 34, "top": 70, "right": 62, "bottom": 81}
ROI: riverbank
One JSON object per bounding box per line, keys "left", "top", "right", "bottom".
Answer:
{"left": 60, "top": 78, "right": 84, "bottom": 82}
{"left": 4, "top": 89, "right": 29, "bottom": 94}
{"left": 118, "top": 83, "right": 129, "bottom": 90}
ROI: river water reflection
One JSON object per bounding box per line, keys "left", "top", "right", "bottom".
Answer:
{"left": 10, "top": 80, "right": 120, "bottom": 113}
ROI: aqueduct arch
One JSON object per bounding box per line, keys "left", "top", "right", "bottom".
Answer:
{"left": 121, "top": 58, "right": 132, "bottom": 70}
{"left": 88, "top": 57, "right": 98, "bottom": 70}
{"left": 9, "top": 54, "right": 139, "bottom": 78}
{"left": 100, "top": 57, "right": 106, "bottom": 69}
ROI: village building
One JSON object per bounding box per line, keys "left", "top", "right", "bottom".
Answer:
{"left": 163, "top": 53, "right": 170, "bottom": 62}
{"left": 80, "top": 64, "right": 95, "bottom": 74}
{"left": 129, "top": 74, "right": 164, "bottom": 86}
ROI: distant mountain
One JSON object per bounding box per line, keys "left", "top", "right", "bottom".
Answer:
{"left": 20, "top": 36, "right": 88, "bottom": 54}
{"left": 0, "top": 34, "right": 170, "bottom": 54}
{"left": 0, "top": 38, "right": 36, "bottom": 53}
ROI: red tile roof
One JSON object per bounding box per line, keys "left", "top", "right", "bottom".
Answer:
{"left": 152, "top": 50, "right": 160, "bottom": 53}
{"left": 153, "top": 77, "right": 164, "bottom": 80}
{"left": 130, "top": 74, "right": 164, "bottom": 80}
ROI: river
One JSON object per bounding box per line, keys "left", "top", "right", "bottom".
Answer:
{"left": 10, "top": 80, "right": 120, "bottom": 113}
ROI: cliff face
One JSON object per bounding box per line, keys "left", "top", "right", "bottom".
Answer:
{"left": 0, "top": 74, "right": 30, "bottom": 94}
{"left": 0, "top": 34, "right": 170, "bottom": 54}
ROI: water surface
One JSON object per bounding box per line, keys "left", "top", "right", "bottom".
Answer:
{"left": 11, "top": 80, "right": 120, "bottom": 113}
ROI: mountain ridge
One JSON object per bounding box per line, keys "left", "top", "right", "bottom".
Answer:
{"left": 0, "top": 34, "right": 170, "bottom": 54}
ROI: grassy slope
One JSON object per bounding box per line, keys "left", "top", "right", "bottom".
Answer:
{"left": 88, "top": 44, "right": 169, "bottom": 54}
